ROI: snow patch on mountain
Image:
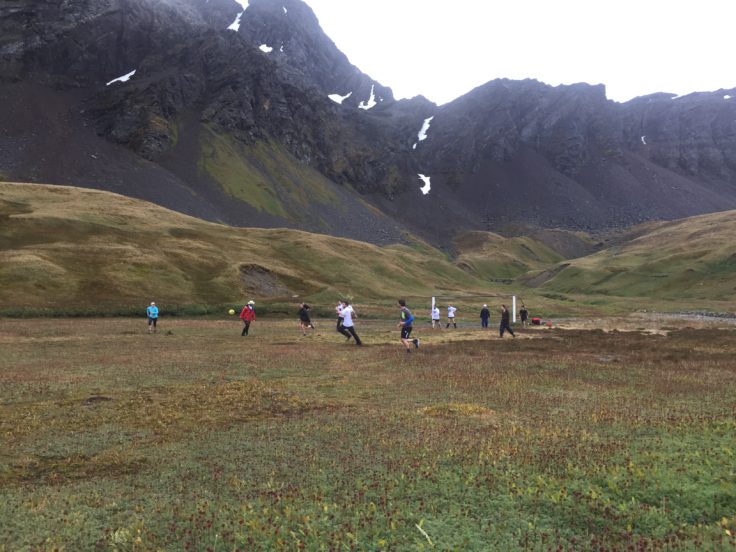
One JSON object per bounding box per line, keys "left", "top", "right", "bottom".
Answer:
{"left": 418, "top": 174, "right": 431, "bottom": 195}
{"left": 328, "top": 92, "right": 352, "bottom": 104}
{"left": 417, "top": 116, "right": 434, "bottom": 142}
{"left": 358, "top": 85, "right": 377, "bottom": 110}
{"left": 227, "top": 0, "right": 249, "bottom": 31}
{"left": 106, "top": 70, "right": 136, "bottom": 86}
{"left": 227, "top": 12, "right": 243, "bottom": 31}
{"left": 259, "top": 44, "right": 273, "bottom": 53}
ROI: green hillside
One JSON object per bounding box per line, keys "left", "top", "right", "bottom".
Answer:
{"left": 198, "top": 126, "right": 339, "bottom": 222}
{"left": 530, "top": 212, "right": 736, "bottom": 300}
{"left": 2, "top": 182, "right": 736, "bottom": 317}
{"left": 0, "top": 183, "right": 489, "bottom": 314}
{"left": 454, "top": 231, "right": 567, "bottom": 280}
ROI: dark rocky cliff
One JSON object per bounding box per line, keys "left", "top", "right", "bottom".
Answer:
{"left": 1, "top": 0, "right": 735, "bottom": 244}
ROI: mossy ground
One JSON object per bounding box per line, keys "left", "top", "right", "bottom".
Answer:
{"left": 1, "top": 316, "right": 735, "bottom": 550}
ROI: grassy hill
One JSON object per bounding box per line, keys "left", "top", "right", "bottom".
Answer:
{"left": 2, "top": 182, "right": 735, "bottom": 317}
{"left": 0, "top": 182, "right": 490, "bottom": 315}
{"left": 454, "top": 231, "right": 569, "bottom": 280}
{"left": 526, "top": 212, "right": 736, "bottom": 301}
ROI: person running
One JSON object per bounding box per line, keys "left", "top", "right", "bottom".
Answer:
{"left": 431, "top": 305, "right": 442, "bottom": 329}
{"left": 146, "top": 301, "right": 159, "bottom": 333}
{"left": 335, "top": 301, "right": 352, "bottom": 339}
{"left": 480, "top": 304, "right": 490, "bottom": 329}
{"left": 397, "top": 298, "right": 419, "bottom": 353}
{"left": 499, "top": 304, "right": 515, "bottom": 338}
{"left": 519, "top": 304, "right": 529, "bottom": 327}
{"left": 446, "top": 304, "right": 457, "bottom": 329}
{"left": 298, "top": 303, "right": 315, "bottom": 335}
{"left": 340, "top": 300, "right": 362, "bottom": 345}
{"left": 239, "top": 300, "right": 256, "bottom": 336}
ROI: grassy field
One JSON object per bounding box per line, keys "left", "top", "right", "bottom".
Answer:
{"left": 1, "top": 316, "right": 735, "bottom": 550}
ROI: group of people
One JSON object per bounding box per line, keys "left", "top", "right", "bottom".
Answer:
{"left": 430, "top": 304, "right": 457, "bottom": 329}
{"left": 481, "top": 303, "right": 529, "bottom": 337}
{"left": 431, "top": 302, "right": 530, "bottom": 338}
{"left": 146, "top": 298, "right": 533, "bottom": 349}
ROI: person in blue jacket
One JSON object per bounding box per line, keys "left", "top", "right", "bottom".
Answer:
{"left": 480, "top": 304, "right": 490, "bottom": 328}
{"left": 397, "top": 298, "right": 420, "bottom": 353}
{"left": 146, "top": 301, "right": 159, "bottom": 333}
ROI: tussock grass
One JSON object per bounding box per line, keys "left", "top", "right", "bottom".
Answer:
{"left": 1, "top": 316, "right": 734, "bottom": 550}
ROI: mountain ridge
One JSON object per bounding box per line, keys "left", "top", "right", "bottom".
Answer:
{"left": 1, "top": 0, "right": 735, "bottom": 245}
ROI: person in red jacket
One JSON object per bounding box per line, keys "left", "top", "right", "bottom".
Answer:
{"left": 240, "top": 300, "right": 256, "bottom": 336}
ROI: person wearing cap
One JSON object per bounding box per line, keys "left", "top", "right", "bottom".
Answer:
{"left": 240, "top": 300, "right": 256, "bottom": 336}
{"left": 146, "top": 301, "right": 159, "bottom": 333}
{"left": 480, "top": 304, "right": 490, "bottom": 329}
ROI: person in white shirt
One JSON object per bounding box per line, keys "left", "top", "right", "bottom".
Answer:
{"left": 446, "top": 304, "right": 457, "bottom": 329}
{"left": 336, "top": 301, "right": 351, "bottom": 339}
{"left": 340, "top": 300, "right": 362, "bottom": 346}
{"left": 431, "top": 306, "right": 442, "bottom": 329}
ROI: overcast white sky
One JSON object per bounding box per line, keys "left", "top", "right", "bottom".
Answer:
{"left": 304, "top": 0, "right": 735, "bottom": 105}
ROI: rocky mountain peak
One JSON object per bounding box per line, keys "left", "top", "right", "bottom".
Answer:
{"left": 235, "top": 0, "right": 393, "bottom": 108}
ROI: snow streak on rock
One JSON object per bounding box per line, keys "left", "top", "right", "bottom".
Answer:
{"left": 417, "top": 116, "right": 434, "bottom": 142}
{"left": 227, "top": 11, "right": 243, "bottom": 31}
{"left": 328, "top": 92, "right": 352, "bottom": 104}
{"left": 358, "top": 84, "right": 377, "bottom": 110}
{"left": 106, "top": 70, "right": 136, "bottom": 86}
{"left": 259, "top": 44, "right": 273, "bottom": 53}
{"left": 228, "top": 0, "right": 249, "bottom": 31}
{"left": 283, "top": 6, "right": 287, "bottom": 13}
{"left": 418, "top": 174, "right": 431, "bottom": 195}
{"left": 641, "top": 136, "right": 647, "bottom": 145}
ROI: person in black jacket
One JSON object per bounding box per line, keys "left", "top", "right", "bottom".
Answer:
{"left": 480, "top": 304, "right": 490, "bottom": 329}
{"left": 499, "top": 304, "right": 515, "bottom": 338}
{"left": 298, "top": 303, "right": 315, "bottom": 335}
{"left": 519, "top": 304, "right": 529, "bottom": 327}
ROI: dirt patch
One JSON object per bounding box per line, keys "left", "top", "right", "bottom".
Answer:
{"left": 82, "top": 395, "right": 112, "bottom": 405}
{"left": 238, "top": 264, "right": 294, "bottom": 297}
{"left": 521, "top": 263, "right": 570, "bottom": 288}
{"left": 420, "top": 403, "right": 497, "bottom": 422}
{"left": 4, "top": 451, "right": 146, "bottom": 485}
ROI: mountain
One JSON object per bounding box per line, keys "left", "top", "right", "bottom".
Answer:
{"left": 2, "top": 0, "right": 736, "bottom": 246}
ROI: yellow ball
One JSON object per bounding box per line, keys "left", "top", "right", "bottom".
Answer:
{"left": 228, "top": 309, "right": 236, "bottom": 315}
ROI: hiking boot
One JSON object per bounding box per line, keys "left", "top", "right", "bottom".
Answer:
{"left": 413, "top": 338, "right": 419, "bottom": 349}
